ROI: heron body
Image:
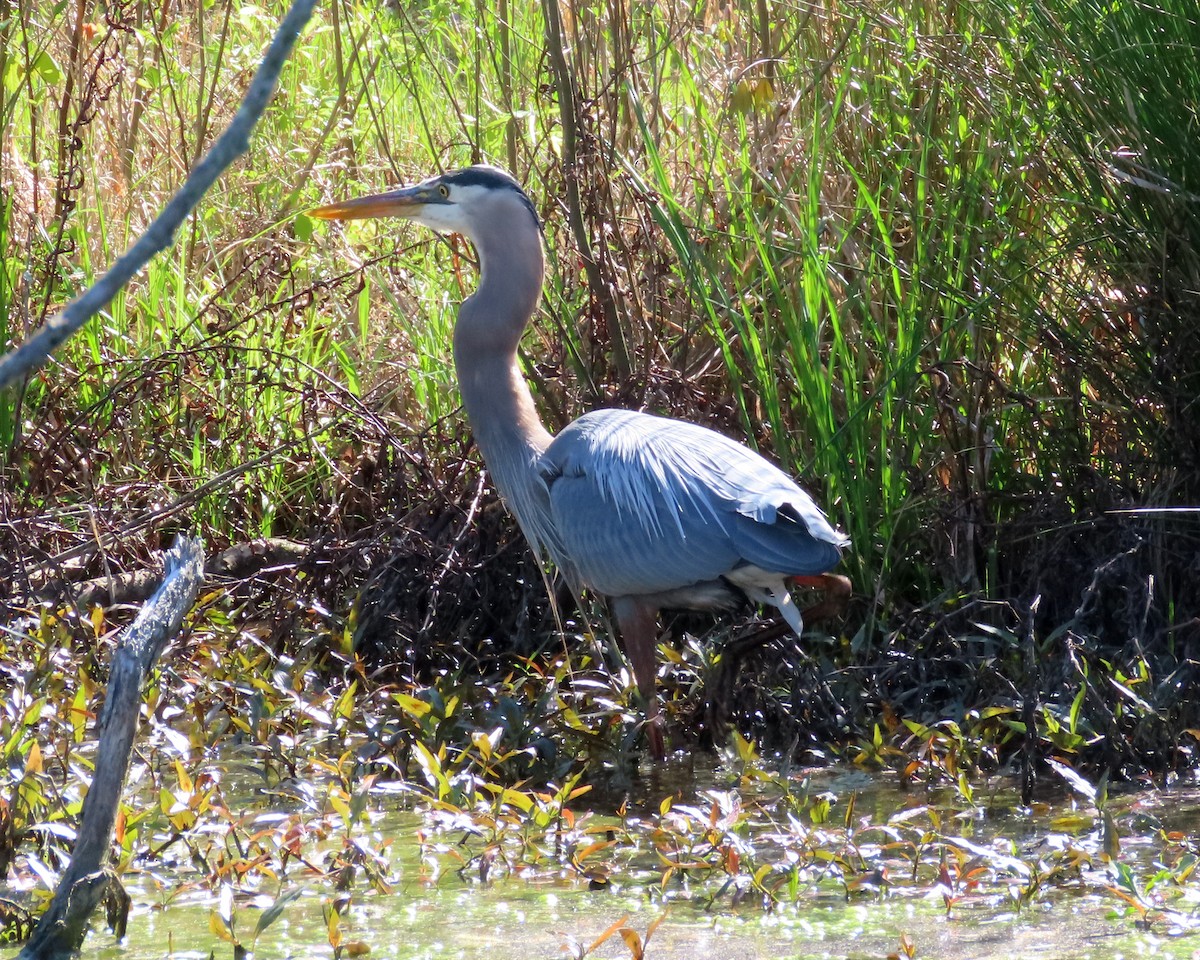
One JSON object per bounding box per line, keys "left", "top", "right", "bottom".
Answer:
{"left": 312, "top": 165, "right": 849, "bottom": 757}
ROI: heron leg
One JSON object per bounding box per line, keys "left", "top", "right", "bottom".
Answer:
{"left": 611, "top": 595, "right": 665, "bottom": 760}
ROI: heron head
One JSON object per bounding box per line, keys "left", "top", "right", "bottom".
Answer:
{"left": 309, "top": 165, "right": 540, "bottom": 244}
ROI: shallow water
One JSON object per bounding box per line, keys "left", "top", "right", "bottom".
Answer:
{"left": 77, "top": 884, "right": 1200, "bottom": 960}
{"left": 6, "top": 759, "right": 1200, "bottom": 959}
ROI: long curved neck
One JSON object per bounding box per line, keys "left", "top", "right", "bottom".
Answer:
{"left": 453, "top": 212, "right": 552, "bottom": 514}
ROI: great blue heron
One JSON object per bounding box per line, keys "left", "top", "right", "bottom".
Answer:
{"left": 311, "top": 165, "right": 850, "bottom": 758}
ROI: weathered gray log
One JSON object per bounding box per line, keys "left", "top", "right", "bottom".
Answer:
{"left": 34, "top": 537, "right": 308, "bottom": 608}
{"left": 18, "top": 536, "right": 204, "bottom": 960}
{"left": 0, "top": 0, "right": 318, "bottom": 390}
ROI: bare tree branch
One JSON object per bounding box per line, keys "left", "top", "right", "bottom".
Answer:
{"left": 17, "top": 536, "right": 205, "bottom": 960}
{"left": 0, "top": 0, "right": 319, "bottom": 391}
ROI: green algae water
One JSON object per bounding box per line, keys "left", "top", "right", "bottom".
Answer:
{"left": 5, "top": 761, "right": 1200, "bottom": 959}
{"left": 79, "top": 881, "right": 1200, "bottom": 959}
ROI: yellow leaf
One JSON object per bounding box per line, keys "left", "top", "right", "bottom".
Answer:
{"left": 23, "top": 698, "right": 46, "bottom": 727}
{"left": 174, "top": 759, "right": 193, "bottom": 795}
{"left": 329, "top": 790, "right": 351, "bottom": 821}
{"left": 208, "top": 910, "right": 235, "bottom": 943}
{"left": 393, "top": 693, "right": 431, "bottom": 719}
{"left": 69, "top": 686, "right": 89, "bottom": 743}
{"left": 560, "top": 707, "right": 586, "bottom": 730}
{"left": 618, "top": 927, "right": 644, "bottom": 959}
{"left": 731, "top": 78, "right": 755, "bottom": 113}
{"left": 731, "top": 729, "right": 756, "bottom": 763}
{"left": 471, "top": 730, "right": 493, "bottom": 761}
{"left": 334, "top": 683, "right": 357, "bottom": 719}
{"left": 752, "top": 78, "right": 774, "bottom": 109}
{"left": 24, "top": 742, "right": 43, "bottom": 776}
{"left": 500, "top": 788, "right": 534, "bottom": 813}
{"left": 326, "top": 903, "right": 342, "bottom": 947}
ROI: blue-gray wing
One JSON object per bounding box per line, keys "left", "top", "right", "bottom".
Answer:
{"left": 537, "top": 409, "right": 848, "bottom": 597}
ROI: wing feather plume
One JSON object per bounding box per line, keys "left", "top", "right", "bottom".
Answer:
{"left": 538, "top": 409, "right": 847, "bottom": 598}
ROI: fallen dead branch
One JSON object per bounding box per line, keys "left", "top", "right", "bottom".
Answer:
{"left": 17, "top": 536, "right": 204, "bottom": 960}
{"left": 32, "top": 537, "right": 308, "bottom": 608}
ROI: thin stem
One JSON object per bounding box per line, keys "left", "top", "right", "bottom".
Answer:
{"left": 0, "top": 0, "right": 320, "bottom": 390}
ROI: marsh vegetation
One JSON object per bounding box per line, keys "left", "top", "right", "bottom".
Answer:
{"left": 1, "top": 0, "right": 1199, "bottom": 954}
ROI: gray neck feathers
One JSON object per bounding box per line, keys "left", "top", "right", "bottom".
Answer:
{"left": 452, "top": 192, "right": 556, "bottom": 556}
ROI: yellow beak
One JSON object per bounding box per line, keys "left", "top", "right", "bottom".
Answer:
{"left": 308, "top": 184, "right": 441, "bottom": 221}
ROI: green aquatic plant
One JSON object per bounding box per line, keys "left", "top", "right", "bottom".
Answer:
{"left": 208, "top": 882, "right": 304, "bottom": 959}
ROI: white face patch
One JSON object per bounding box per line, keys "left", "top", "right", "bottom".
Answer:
{"left": 412, "top": 203, "right": 470, "bottom": 235}
{"left": 411, "top": 182, "right": 494, "bottom": 238}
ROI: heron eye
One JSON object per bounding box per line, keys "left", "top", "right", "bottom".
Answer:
{"left": 438, "top": 184, "right": 450, "bottom": 199}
